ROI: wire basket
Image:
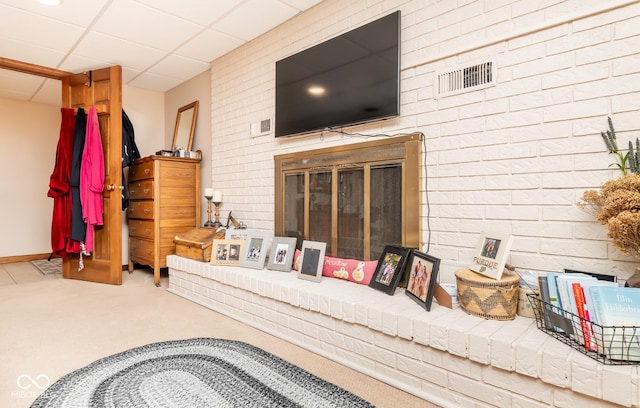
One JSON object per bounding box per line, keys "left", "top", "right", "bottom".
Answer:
{"left": 527, "top": 293, "right": 640, "bottom": 365}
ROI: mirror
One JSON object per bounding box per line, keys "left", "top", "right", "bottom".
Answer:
{"left": 171, "top": 100, "right": 199, "bottom": 151}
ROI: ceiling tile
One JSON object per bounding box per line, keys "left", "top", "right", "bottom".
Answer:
{"left": 175, "top": 29, "right": 245, "bottom": 63}
{"left": 91, "top": 0, "right": 204, "bottom": 52}
{"left": 147, "top": 55, "right": 210, "bottom": 82}
{"left": 0, "top": 4, "right": 84, "bottom": 52}
{"left": 135, "top": 0, "right": 242, "bottom": 26}
{"left": 0, "top": 70, "right": 45, "bottom": 100}
{"left": 0, "top": 0, "right": 108, "bottom": 27}
{"left": 279, "top": 0, "right": 323, "bottom": 11}
{"left": 32, "top": 78, "right": 61, "bottom": 106}
{"left": 71, "top": 31, "right": 166, "bottom": 71}
{"left": 0, "top": 37, "right": 66, "bottom": 68}
{"left": 128, "top": 72, "right": 183, "bottom": 92}
{"left": 0, "top": 0, "right": 322, "bottom": 104}
{"left": 211, "top": 0, "right": 299, "bottom": 42}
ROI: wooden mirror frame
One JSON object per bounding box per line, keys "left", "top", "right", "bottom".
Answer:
{"left": 171, "top": 100, "right": 199, "bottom": 151}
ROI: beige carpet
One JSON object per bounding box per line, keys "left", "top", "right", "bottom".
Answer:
{"left": 0, "top": 268, "right": 439, "bottom": 408}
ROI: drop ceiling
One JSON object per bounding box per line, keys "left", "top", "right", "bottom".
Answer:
{"left": 0, "top": 0, "right": 323, "bottom": 105}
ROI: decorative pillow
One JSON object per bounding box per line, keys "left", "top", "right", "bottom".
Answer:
{"left": 293, "top": 249, "right": 378, "bottom": 285}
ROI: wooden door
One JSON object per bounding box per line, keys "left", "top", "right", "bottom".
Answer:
{"left": 61, "top": 66, "right": 123, "bottom": 285}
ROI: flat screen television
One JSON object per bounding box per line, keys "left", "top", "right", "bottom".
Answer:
{"left": 275, "top": 11, "right": 400, "bottom": 138}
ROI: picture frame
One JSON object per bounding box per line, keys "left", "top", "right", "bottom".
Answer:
{"left": 297, "top": 240, "right": 326, "bottom": 282}
{"left": 405, "top": 251, "right": 440, "bottom": 311}
{"left": 469, "top": 231, "right": 513, "bottom": 280}
{"left": 368, "top": 245, "right": 411, "bottom": 295}
{"left": 225, "top": 228, "right": 261, "bottom": 241}
{"left": 239, "top": 232, "right": 272, "bottom": 270}
{"left": 267, "top": 237, "right": 297, "bottom": 272}
{"left": 210, "top": 239, "right": 244, "bottom": 266}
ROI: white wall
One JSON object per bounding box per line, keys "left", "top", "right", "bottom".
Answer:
{"left": 209, "top": 0, "right": 640, "bottom": 282}
{"left": 0, "top": 97, "right": 59, "bottom": 257}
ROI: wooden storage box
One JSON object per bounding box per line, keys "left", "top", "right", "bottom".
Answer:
{"left": 455, "top": 268, "right": 520, "bottom": 320}
{"left": 174, "top": 228, "right": 225, "bottom": 262}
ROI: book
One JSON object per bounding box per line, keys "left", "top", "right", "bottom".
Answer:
{"left": 545, "top": 272, "right": 563, "bottom": 310}
{"left": 589, "top": 286, "right": 640, "bottom": 361}
{"left": 555, "top": 274, "right": 596, "bottom": 343}
{"left": 572, "top": 282, "right": 595, "bottom": 351}
{"left": 538, "top": 275, "right": 553, "bottom": 330}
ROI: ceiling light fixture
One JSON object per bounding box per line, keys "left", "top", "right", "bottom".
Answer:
{"left": 37, "top": 0, "right": 63, "bottom": 5}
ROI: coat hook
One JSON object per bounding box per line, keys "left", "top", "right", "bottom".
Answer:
{"left": 83, "top": 70, "right": 92, "bottom": 88}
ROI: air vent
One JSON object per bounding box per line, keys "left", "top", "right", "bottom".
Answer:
{"left": 250, "top": 119, "right": 271, "bottom": 137}
{"left": 260, "top": 119, "right": 271, "bottom": 133}
{"left": 436, "top": 59, "right": 496, "bottom": 97}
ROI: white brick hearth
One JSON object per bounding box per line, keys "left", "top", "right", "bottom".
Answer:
{"left": 167, "top": 255, "right": 637, "bottom": 408}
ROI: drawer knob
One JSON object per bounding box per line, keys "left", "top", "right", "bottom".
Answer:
{"left": 144, "top": 169, "right": 150, "bottom": 175}
{"left": 144, "top": 209, "right": 151, "bottom": 214}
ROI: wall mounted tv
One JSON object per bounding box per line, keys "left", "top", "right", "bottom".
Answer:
{"left": 275, "top": 11, "right": 400, "bottom": 138}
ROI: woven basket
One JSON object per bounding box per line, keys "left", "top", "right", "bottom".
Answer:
{"left": 455, "top": 269, "right": 520, "bottom": 320}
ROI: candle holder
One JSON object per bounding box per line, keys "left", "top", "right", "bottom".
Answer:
{"left": 204, "top": 193, "right": 215, "bottom": 228}
{"left": 212, "top": 200, "right": 222, "bottom": 229}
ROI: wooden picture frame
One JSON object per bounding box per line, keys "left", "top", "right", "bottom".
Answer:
{"left": 368, "top": 245, "right": 411, "bottom": 295}
{"left": 210, "top": 239, "right": 244, "bottom": 266}
{"left": 239, "top": 232, "right": 272, "bottom": 270}
{"left": 469, "top": 231, "right": 513, "bottom": 280}
{"left": 405, "top": 250, "right": 440, "bottom": 311}
{"left": 297, "top": 240, "right": 326, "bottom": 282}
{"left": 267, "top": 237, "right": 297, "bottom": 272}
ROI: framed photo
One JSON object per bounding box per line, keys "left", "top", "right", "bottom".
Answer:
{"left": 225, "top": 228, "right": 261, "bottom": 241}
{"left": 297, "top": 240, "right": 326, "bottom": 282}
{"left": 267, "top": 237, "right": 297, "bottom": 272}
{"left": 210, "top": 239, "right": 244, "bottom": 266}
{"left": 469, "top": 231, "right": 513, "bottom": 280}
{"left": 368, "top": 245, "right": 411, "bottom": 295}
{"left": 239, "top": 232, "right": 272, "bottom": 270}
{"left": 405, "top": 251, "right": 440, "bottom": 311}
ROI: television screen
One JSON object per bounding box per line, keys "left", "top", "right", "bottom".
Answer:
{"left": 275, "top": 11, "right": 400, "bottom": 138}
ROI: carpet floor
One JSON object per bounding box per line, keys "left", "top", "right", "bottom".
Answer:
{"left": 0, "top": 267, "right": 439, "bottom": 408}
{"left": 31, "top": 338, "right": 374, "bottom": 408}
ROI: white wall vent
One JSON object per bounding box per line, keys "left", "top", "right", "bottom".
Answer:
{"left": 436, "top": 59, "right": 496, "bottom": 97}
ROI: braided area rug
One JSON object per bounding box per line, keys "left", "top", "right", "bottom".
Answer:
{"left": 30, "top": 338, "right": 374, "bottom": 408}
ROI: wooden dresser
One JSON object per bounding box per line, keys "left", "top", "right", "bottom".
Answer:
{"left": 127, "top": 155, "right": 201, "bottom": 286}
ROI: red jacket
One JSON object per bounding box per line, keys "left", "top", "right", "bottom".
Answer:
{"left": 48, "top": 108, "right": 75, "bottom": 256}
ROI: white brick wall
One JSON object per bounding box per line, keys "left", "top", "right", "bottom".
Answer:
{"left": 168, "top": 256, "right": 636, "bottom": 408}
{"left": 209, "top": 0, "right": 640, "bottom": 282}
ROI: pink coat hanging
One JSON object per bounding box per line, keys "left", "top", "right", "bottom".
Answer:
{"left": 80, "top": 105, "right": 105, "bottom": 252}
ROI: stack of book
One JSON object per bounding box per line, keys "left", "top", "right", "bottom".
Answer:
{"left": 538, "top": 272, "right": 640, "bottom": 362}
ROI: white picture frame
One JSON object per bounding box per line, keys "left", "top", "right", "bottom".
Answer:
{"left": 469, "top": 231, "right": 513, "bottom": 280}
{"left": 297, "top": 240, "right": 326, "bottom": 282}
{"left": 239, "top": 231, "right": 273, "bottom": 270}
{"left": 266, "top": 237, "right": 297, "bottom": 272}
{"left": 225, "top": 228, "right": 261, "bottom": 241}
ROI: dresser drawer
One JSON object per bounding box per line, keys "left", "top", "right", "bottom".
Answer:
{"left": 129, "top": 160, "right": 154, "bottom": 181}
{"left": 128, "top": 219, "right": 155, "bottom": 239}
{"left": 129, "top": 180, "right": 154, "bottom": 200}
{"left": 127, "top": 201, "right": 154, "bottom": 220}
{"left": 129, "top": 237, "right": 154, "bottom": 264}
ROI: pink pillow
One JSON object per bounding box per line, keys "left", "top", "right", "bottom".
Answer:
{"left": 293, "top": 250, "right": 377, "bottom": 285}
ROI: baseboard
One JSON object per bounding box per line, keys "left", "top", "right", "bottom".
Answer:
{"left": 0, "top": 253, "right": 53, "bottom": 264}
{"left": 0, "top": 253, "right": 129, "bottom": 272}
